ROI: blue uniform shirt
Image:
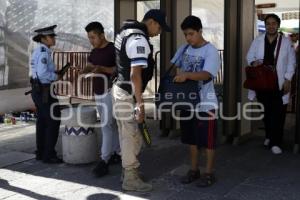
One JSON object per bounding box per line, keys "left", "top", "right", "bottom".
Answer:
{"left": 31, "top": 43, "right": 57, "bottom": 84}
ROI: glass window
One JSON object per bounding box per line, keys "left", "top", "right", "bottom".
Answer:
{"left": 192, "top": 0, "right": 224, "bottom": 50}
{"left": 192, "top": 0, "right": 224, "bottom": 85}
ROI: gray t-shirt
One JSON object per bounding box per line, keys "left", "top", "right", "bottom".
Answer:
{"left": 171, "top": 43, "right": 220, "bottom": 112}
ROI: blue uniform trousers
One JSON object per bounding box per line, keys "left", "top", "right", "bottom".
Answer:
{"left": 31, "top": 86, "right": 61, "bottom": 160}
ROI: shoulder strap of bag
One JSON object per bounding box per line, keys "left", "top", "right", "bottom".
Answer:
{"left": 274, "top": 33, "right": 282, "bottom": 67}
{"left": 165, "top": 44, "right": 189, "bottom": 76}
{"left": 165, "top": 44, "right": 213, "bottom": 84}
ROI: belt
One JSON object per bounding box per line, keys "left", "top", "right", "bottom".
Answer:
{"left": 30, "top": 78, "right": 51, "bottom": 86}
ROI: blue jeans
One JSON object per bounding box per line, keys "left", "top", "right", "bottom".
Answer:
{"left": 95, "top": 91, "right": 120, "bottom": 162}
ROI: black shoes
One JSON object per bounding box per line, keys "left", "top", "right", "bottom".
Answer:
{"left": 180, "top": 169, "right": 201, "bottom": 184}
{"left": 93, "top": 153, "right": 121, "bottom": 178}
{"left": 108, "top": 152, "right": 121, "bottom": 165}
{"left": 35, "top": 150, "right": 62, "bottom": 164}
{"left": 180, "top": 170, "right": 217, "bottom": 187}
{"left": 93, "top": 160, "right": 109, "bottom": 177}
{"left": 43, "top": 157, "right": 63, "bottom": 164}
{"left": 196, "top": 173, "right": 217, "bottom": 187}
{"left": 35, "top": 150, "right": 42, "bottom": 160}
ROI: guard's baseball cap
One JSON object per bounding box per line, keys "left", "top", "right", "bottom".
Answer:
{"left": 143, "top": 9, "right": 171, "bottom": 32}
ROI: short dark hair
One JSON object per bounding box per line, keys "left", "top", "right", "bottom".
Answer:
{"left": 34, "top": 34, "right": 48, "bottom": 43}
{"left": 181, "top": 15, "right": 203, "bottom": 31}
{"left": 85, "top": 22, "right": 104, "bottom": 34}
{"left": 264, "top": 14, "right": 281, "bottom": 26}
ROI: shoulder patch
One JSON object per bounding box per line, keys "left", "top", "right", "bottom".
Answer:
{"left": 41, "top": 57, "right": 47, "bottom": 64}
{"left": 41, "top": 47, "right": 46, "bottom": 52}
{"left": 137, "top": 46, "right": 145, "bottom": 54}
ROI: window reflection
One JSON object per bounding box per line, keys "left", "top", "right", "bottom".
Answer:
{"left": 192, "top": 0, "right": 224, "bottom": 50}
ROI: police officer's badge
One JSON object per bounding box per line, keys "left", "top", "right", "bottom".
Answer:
{"left": 41, "top": 57, "right": 47, "bottom": 64}
{"left": 137, "top": 46, "right": 145, "bottom": 54}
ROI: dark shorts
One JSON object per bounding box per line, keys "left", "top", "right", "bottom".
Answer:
{"left": 180, "top": 110, "right": 217, "bottom": 150}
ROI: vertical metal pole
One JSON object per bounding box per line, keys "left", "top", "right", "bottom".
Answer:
{"left": 294, "top": 55, "right": 300, "bottom": 154}
{"left": 154, "top": 51, "right": 160, "bottom": 93}
{"left": 223, "top": 0, "right": 239, "bottom": 142}
{"left": 159, "top": 0, "right": 177, "bottom": 135}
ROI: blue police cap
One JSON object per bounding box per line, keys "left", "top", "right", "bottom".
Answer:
{"left": 32, "top": 25, "right": 57, "bottom": 42}
{"left": 143, "top": 9, "right": 171, "bottom": 32}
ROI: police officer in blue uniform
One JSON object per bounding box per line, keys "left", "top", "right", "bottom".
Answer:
{"left": 30, "top": 25, "right": 62, "bottom": 164}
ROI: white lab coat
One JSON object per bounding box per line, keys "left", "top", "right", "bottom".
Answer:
{"left": 246, "top": 33, "right": 296, "bottom": 104}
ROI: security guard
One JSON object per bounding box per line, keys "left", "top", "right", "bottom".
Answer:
{"left": 112, "top": 9, "right": 171, "bottom": 192}
{"left": 30, "top": 25, "right": 62, "bottom": 164}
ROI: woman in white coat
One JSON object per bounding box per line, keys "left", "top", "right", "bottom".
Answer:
{"left": 246, "top": 14, "right": 296, "bottom": 154}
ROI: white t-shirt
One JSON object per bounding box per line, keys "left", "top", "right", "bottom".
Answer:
{"left": 171, "top": 43, "right": 221, "bottom": 112}
{"left": 125, "top": 34, "right": 151, "bottom": 68}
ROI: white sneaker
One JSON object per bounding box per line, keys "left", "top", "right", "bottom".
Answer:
{"left": 271, "top": 146, "right": 282, "bottom": 154}
{"left": 263, "top": 139, "right": 270, "bottom": 147}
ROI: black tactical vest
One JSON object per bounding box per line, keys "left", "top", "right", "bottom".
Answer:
{"left": 114, "top": 20, "right": 154, "bottom": 94}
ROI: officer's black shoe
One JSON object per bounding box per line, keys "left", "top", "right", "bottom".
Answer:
{"left": 36, "top": 155, "right": 42, "bottom": 160}
{"left": 35, "top": 151, "right": 42, "bottom": 160}
{"left": 108, "top": 153, "right": 121, "bottom": 165}
{"left": 93, "top": 160, "right": 109, "bottom": 177}
{"left": 43, "top": 157, "right": 63, "bottom": 164}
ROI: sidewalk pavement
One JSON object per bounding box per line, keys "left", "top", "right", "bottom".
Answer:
{"left": 0, "top": 112, "right": 299, "bottom": 200}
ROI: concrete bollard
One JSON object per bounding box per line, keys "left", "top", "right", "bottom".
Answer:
{"left": 61, "top": 106, "right": 98, "bottom": 164}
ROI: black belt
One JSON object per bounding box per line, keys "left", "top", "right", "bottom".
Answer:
{"left": 30, "top": 78, "right": 51, "bottom": 86}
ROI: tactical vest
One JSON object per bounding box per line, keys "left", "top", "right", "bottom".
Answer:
{"left": 114, "top": 20, "right": 155, "bottom": 94}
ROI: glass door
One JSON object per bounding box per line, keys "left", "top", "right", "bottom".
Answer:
{"left": 192, "top": 0, "right": 225, "bottom": 137}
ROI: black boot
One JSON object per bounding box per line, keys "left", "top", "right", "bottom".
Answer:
{"left": 35, "top": 150, "right": 42, "bottom": 160}
{"left": 92, "top": 160, "right": 109, "bottom": 177}
{"left": 108, "top": 152, "right": 121, "bottom": 165}
{"left": 43, "top": 156, "right": 63, "bottom": 164}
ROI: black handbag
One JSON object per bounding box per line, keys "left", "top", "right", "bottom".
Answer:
{"left": 155, "top": 45, "right": 200, "bottom": 111}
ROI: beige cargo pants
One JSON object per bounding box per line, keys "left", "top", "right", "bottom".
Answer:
{"left": 111, "top": 84, "right": 143, "bottom": 170}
